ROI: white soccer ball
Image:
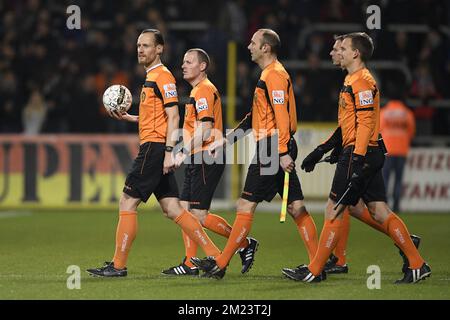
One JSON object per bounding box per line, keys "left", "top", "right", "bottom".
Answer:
{"left": 102, "top": 85, "right": 132, "bottom": 113}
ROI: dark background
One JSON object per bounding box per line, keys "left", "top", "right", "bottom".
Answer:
{"left": 1, "top": 0, "right": 449, "bottom": 142}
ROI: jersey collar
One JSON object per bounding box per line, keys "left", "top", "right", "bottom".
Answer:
{"left": 264, "top": 59, "right": 277, "bottom": 70}
{"left": 193, "top": 77, "right": 208, "bottom": 88}
{"left": 146, "top": 63, "right": 163, "bottom": 73}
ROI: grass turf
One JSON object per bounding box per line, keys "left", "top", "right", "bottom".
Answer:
{"left": 0, "top": 209, "right": 449, "bottom": 300}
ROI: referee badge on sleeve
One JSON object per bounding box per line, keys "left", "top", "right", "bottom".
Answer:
{"left": 195, "top": 98, "right": 209, "bottom": 112}
{"left": 358, "top": 90, "right": 373, "bottom": 106}
{"left": 272, "top": 90, "right": 285, "bottom": 105}
{"left": 163, "top": 83, "right": 178, "bottom": 98}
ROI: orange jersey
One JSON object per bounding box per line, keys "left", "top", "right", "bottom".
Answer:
{"left": 139, "top": 64, "right": 178, "bottom": 144}
{"left": 183, "top": 78, "right": 223, "bottom": 154}
{"left": 251, "top": 60, "right": 297, "bottom": 154}
{"left": 380, "top": 100, "right": 415, "bottom": 156}
{"left": 338, "top": 68, "right": 380, "bottom": 156}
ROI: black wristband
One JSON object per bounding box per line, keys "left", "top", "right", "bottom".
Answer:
{"left": 165, "top": 145, "right": 174, "bottom": 152}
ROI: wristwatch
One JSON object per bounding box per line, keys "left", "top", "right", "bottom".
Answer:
{"left": 164, "top": 145, "right": 174, "bottom": 152}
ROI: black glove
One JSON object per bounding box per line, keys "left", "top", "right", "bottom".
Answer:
{"left": 288, "top": 136, "right": 298, "bottom": 161}
{"left": 343, "top": 154, "right": 365, "bottom": 206}
{"left": 301, "top": 146, "right": 325, "bottom": 172}
{"left": 329, "top": 144, "right": 342, "bottom": 164}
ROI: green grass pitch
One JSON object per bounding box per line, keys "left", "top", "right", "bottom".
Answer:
{"left": 1, "top": 209, "right": 449, "bottom": 300}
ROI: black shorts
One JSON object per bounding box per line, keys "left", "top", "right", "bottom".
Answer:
{"left": 123, "top": 142, "right": 179, "bottom": 202}
{"left": 241, "top": 136, "right": 304, "bottom": 204}
{"left": 179, "top": 153, "right": 225, "bottom": 210}
{"left": 330, "top": 145, "right": 387, "bottom": 205}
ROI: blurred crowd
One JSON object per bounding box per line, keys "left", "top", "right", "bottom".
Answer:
{"left": 1, "top": 0, "right": 449, "bottom": 138}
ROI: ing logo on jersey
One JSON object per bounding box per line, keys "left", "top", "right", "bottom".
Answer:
{"left": 339, "top": 96, "right": 346, "bottom": 109}
{"left": 358, "top": 90, "right": 374, "bottom": 106}
{"left": 163, "top": 83, "right": 178, "bottom": 98}
{"left": 195, "top": 98, "right": 208, "bottom": 112}
{"left": 272, "top": 90, "right": 285, "bottom": 105}
{"left": 141, "top": 91, "right": 146, "bottom": 102}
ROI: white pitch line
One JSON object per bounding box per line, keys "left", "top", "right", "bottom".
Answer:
{"left": 0, "top": 211, "right": 32, "bottom": 219}
{"left": 0, "top": 274, "right": 67, "bottom": 279}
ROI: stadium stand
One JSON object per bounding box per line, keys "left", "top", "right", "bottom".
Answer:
{"left": 0, "top": 0, "right": 449, "bottom": 143}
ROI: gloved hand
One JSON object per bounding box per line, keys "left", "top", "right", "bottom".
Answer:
{"left": 301, "top": 146, "right": 325, "bottom": 172}
{"left": 343, "top": 154, "right": 365, "bottom": 206}
{"left": 329, "top": 145, "right": 342, "bottom": 164}
{"left": 288, "top": 137, "right": 298, "bottom": 161}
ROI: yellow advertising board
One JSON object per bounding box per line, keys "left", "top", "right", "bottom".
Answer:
{"left": 0, "top": 135, "right": 146, "bottom": 208}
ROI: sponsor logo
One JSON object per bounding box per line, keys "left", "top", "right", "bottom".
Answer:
{"left": 163, "top": 83, "right": 176, "bottom": 91}
{"left": 140, "top": 91, "right": 146, "bottom": 102}
{"left": 165, "top": 90, "right": 177, "bottom": 98}
{"left": 358, "top": 90, "right": 373, "bottom": 106}
{"left": 195, "top": 98, "right": 208, "bottom": 112}
{"left": 272, "top": 90, "right": 285, "bottom": 105}
{"left": 163, "top": 83, "right": 178, "bottom": 98}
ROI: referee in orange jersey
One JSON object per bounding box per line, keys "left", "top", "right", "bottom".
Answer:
{"left": 161, "top": 48, "right": 258, "bottom": 276}
{"left": 283, "top": 32, "right": 430, "bottom": 284}
{"left": 87, "top": 29, "right": 221, "bottom": 277}
{"left": 191, "top": 29, "right": 320, "bottom": 279}
{"left": 301, "top": 35, "right": 420, "bottom": 275}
